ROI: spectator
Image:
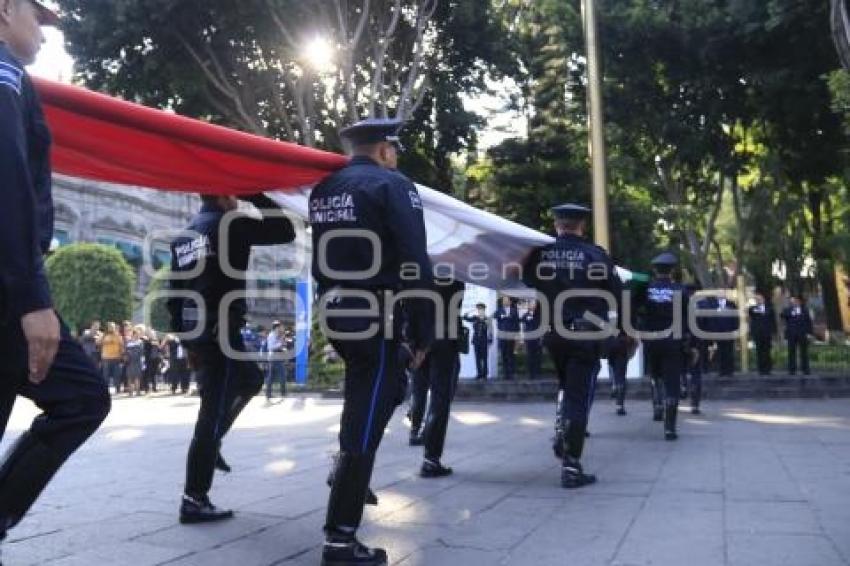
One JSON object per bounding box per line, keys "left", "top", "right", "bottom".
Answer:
{"left": 520, "top": 300, "right": 542, "bottom": 380}
{"left": 265, "top": 321, "right": 287, "bottom": 400}
{"left": 101, "top": 322, "right": 125, "bottom": 393}
{"left": 125, "top": 328, "right": 144, "bottom": 396}
{"left": 79, "top": 320, "right": 102, "bottom": 370}
{"left": 141, "top": 328, "right": 161, "bottom": 393}
{"left": 165, "top": 335, "right": 191, "bottom": 394}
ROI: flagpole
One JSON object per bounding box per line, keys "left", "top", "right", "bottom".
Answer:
{"left": 582, "top": 0, "right": 610, "bottom": 251}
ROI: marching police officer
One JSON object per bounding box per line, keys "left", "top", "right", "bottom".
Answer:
{"left": 412, "top": 277, "right": 465, "bottom": 477}
{"left": 639, "top": 253, "right": 688, "bottom": 440}
{"left": 168, "top": 193, "right": 295, "bottom": 523}
{"left": 463, "top": 303, "right": 491, "bottom": 380}
{"left": 523, "top": 204, "right": 622, "bottom": 488}
{"left": 781, "top": 295, "right": 813, "bottom": 375}
{"left": 607, "top": 335, "right": 631, "bottom": 416}
{"left": 0, "top": 0, "right": 110, "bottom": 546}
{"left": 749, "top": 291, "right": 777, "bottom": 375}
{"left": 310, "top": 118, "right": 433, "bottom": 566}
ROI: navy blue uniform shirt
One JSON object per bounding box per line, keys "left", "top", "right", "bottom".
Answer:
{"left": 639, "top": 278, "right": 689, "bottom": 341}
{"left": 494, "top": 303, "right": 520, "bottom": 334}
{"left": 462, "top": 313, "right": 491, "bottom": 346}
{"left": 522, "top": 234, "right": 622, "bottom": 330}
{"left": 168, "top": 196, "right": 295, "bottom": 339}
{"left": 0, "top": 43, "right": 53, "bottom": 322}
{"left": 781, "top": 305, "right": 813, "bottom": 339}
{"left": 749, "top": 303, "right": 777, "bottom": 340}
{"left": 309, "top": 155, "right": 433, "bottom": 347}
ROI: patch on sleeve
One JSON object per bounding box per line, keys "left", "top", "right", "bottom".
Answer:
{"left": 408, "top": 190, "right": 423, "bottom": 210}
{"left": 0, "top": 61, "right": 23, "bottom": 95}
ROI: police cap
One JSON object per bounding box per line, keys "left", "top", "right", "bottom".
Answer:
{"left": 30, "top": 1, "right": 60, "bottom": 26}
{"left": 340, "top": 118, "right": 405, "bottom": 150}
{"left": 551, "top": 203, "right": 592, "bottom": 219}
{"left": 651, "top": 252, "right": 678, "bottom": 267}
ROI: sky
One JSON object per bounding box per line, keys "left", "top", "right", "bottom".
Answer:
{"left": 30, "top": 26, "right": 524, "bottom": 149}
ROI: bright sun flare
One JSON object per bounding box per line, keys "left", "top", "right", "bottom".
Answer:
{"left": 303, "top": 37, "right": 335, "bottom": 73}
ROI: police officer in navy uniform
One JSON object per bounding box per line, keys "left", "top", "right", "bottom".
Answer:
{"left": 523, "top": 204, "right": 622, "bottom": 488}
{"left": 493, "top": 296, "right": 520, "bottom": 379}
{"left": 0, "top": 0, "right": 110, "bottom": 548}
{"left": 713, "top": 293, "right": 739, "bottom": 376}
{"left": 463, "top": 303, "right": 491, "bottom": 380}
{"left": 414, "top": 277, "right": 465, "bottom": 478}
{"left": 310, "top": 118, "right": 433, "bottom": 566}
{"left": 168, "top": 193, "right": 295, "bottom": 523}
{"left": 749, "top": 291, "right": 777, "bottom": 375}
{"left": 639, "top": 253, "right": 688, "bottom": 440}
{"left": 781, "top": 295, "right": 813, "bottom": 375}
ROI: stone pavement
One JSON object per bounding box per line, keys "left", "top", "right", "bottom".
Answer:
{"left": 1, "top": 394, "right": 849, "bottom": 566}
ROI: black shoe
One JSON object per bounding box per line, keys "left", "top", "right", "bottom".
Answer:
{"left": 215, "top": 452, "right": 231, "bottom": 473}
{"left": 408, "top": 434, "right": 423, "bottom": 447}
{"left": 179, "top": 494, "right": 234, "bottom": 524}
{"left": 561, "top": 458, "right": 597, "bottom": 489}
{"left": 691, "top": 406, "right": 701, "bottom": 415}
{"left": 665, "top": 430, "right": 678, "bottom": 441}
{"left": 653, "top": 409, "right": 663, "bottom": 422}
{"left": 321, "top": 537, "right": 388, "bottom": 566}
{"left": 420, "top": 460, "right": 453, "bottom": 478}
{"left": 616, "top": 405, "right": 627, "bottom": 416}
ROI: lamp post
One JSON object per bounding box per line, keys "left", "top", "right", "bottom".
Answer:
{"left": 582, "top": 0, "right": 610, "bottom": 250}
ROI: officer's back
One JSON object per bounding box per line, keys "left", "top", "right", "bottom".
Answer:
{"left": 310, "top": 156, "right": 429, "bottom": 295}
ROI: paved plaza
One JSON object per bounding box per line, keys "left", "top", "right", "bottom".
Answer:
{"left": 1, "top": 393, "right": 848, "bottom": 566}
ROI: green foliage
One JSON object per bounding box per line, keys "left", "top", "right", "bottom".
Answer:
{"left": 45, "top": 243, "right": 134, "bottom": 332}
{"left": 142, "top": 267, "right": 172, "bottom": 334}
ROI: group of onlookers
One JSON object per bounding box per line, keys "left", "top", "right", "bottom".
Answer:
{"left": 77, "top": 321, "right": 191, "bottom": 395}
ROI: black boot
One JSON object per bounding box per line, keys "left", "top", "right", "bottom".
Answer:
{"left": 179, "top": 494, "right": 234, "bottom": 524}
{"left": 327, "top": 453, "right": 378, "bottom": 506}
{"left": 664, "top": 401, "right": 678, "bottom": 441}
{"left": 420, "top": 459, "right": 453, "bottom": 478}
{"left": 561, "top": 456, "right": 597, "bottom": 489}
{"left": 408, "top": 431, "right": 423, "bottom": 447}
{"left": 0, "top": 432, "right": 68, "bottom": 532}
{"left": 560, "top": 422, "right": 596, "bottom": 488}
{"left": 616, "top": 403, "right": 627, "bottom": 416}
{"left": 322, "top": 533, "right": 388, "bottom": 566}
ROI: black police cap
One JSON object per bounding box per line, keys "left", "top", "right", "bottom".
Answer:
{"left": 340, "top": 118, "right": 405, "bottom": 148}
{"left": 552, "top": 203, "right": 592, "bottom": 219}
{"left": 651, "top": 252, "right": 679, "bottom": 267}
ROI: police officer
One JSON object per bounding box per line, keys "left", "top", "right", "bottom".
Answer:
{"left": 523, "top": 204, "right": 622, "bottom": 488}
{"left": 781, "top": 295, "right": 813, "bottom": 375}
{"left": 639, "top": 253, "right": 688, "bottom": 440}
{"left": 310, "top": 118, "right": 433, "bottom": 566}
{"left": 520, "top": 300, "right": 543, "bottom": 380}
{"left": 494, "top": 296, "right": 519, "bottom": 380}
{"left": 749, "top": 291, "right": 777, "bottom": 375}
{"left": 0, "top": 0, "right": 110, "bottom": 546}
{"left": 415, "top": 277, "right": 464, "bottom": 477}
{"left": 168, "top": 192, "right": 295, "bottom": 523}
{"left": 462, "top": 303, "right": 491, "bottom": 380}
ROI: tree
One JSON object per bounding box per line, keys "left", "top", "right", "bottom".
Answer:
{"left": 45, "top": 244, "right": 135, "bottom": 332}
{"left": 58, "top": 0, "right": 511, "bottom": 193}
{"left": 142, "top": 267, "right": 172, "bottom": 334}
